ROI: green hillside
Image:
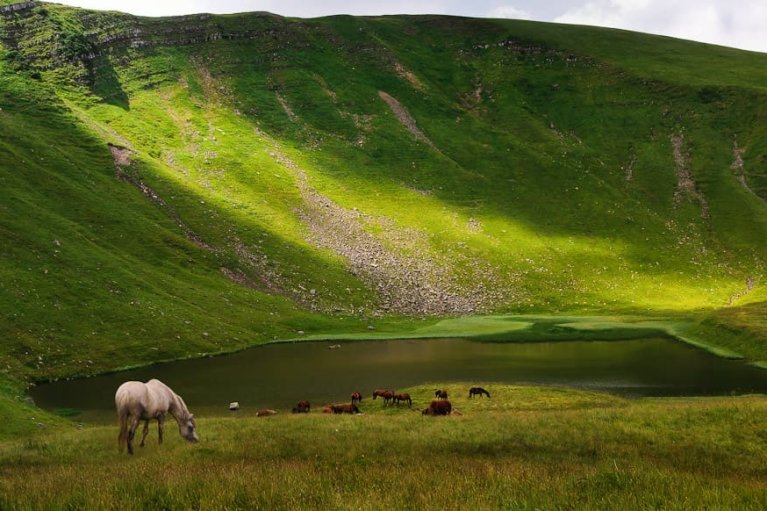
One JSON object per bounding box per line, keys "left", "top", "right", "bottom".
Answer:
{"left": 2, "top": 3, "right": 767, "bottom": 389}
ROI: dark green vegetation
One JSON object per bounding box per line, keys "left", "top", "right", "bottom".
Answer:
{"left": 3, "top": 384, "right": 767, "bottom": 510}
{"left": 2, "top": 1, "right": 767, "bottom": 506}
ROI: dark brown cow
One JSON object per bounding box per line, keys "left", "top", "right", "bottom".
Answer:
{"left": 469, "top": 387, "right": 491, "bottom": 398}
{"left": 351, "top": 391, "right": 362, "bottom": 405}
{"left": 422, "top": 400, "right": 452, "bottom": 416}
{"left": 393, "top": 393, "right": 412, "bottom": 407}
{"left": 372, "top": 389, "right": 395, "bottom": 405}
{"left": 434, "top": 389, "right": 448, "bottom": 400}
{"left": 330, "top": 403, "right": 360, "bottom": 414}
{"left": 292, "top": 400, "right": 311, "bottom": 413}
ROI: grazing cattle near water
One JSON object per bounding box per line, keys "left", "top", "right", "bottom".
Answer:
{"left": 331, "top": 403, "right": 360, "bottom": 414}
{"left": 115, "top": 379, "right": 198, "bottom": 455}
{"left": 372, "top": 389, "right": 395, "bottom": 405}
{"left": 292, "top": 400, "right": 311, "bottom": 413}
{"left": 393, "top": 393, "right": 412, "bottom": 407}
{"left": 469, "top": 387, "right": 491, "bottom": 398}
{"left": 435, "top": 389, "right": 448, "bottom": 400}
{"left": 422, "top": 400, "right": 452, "bottom": 416}
{"left": 351, "top": 391, "right": 362, "bottom": 405}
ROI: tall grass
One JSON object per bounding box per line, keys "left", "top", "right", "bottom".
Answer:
{"left": 2, "top": 384, "right": 766, "bottom": 510}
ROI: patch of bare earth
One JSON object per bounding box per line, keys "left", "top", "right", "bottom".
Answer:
{"left": 730, "top": 140, "right": 763, "bottom": 204}
{"left": 339, "top": 111, "right": 374, "bottom": 147}
{"left": 467, "top": 217, "right": 482, "bottom": 233}
{"left": 623, "top": 154, "right": 636, "bottom": 182}
{"left": 266, "top": 145, "right": 504, "bottom": 315}
{"left": 275, "top": 91, "right": 297, "bottom": 122}
{"left": 727, "top": 276, "right": 756, "bottom": 305}
{"left": 378, "top": 91, "right": 435, "bottom": 149}
{"left": 192, "top": 59, "right": 232, "bottom": 104}
{"left": 393, "top": 60, "right": 425, "bottom": 90}
{"left": 459, "top": 79, "right": 487, "bottom": 113}
{"left": 670, "top": 133, "right": 709, "bottom": 218}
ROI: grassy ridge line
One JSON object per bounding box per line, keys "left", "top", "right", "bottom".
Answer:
{"left": 486, "top": 18, "right": 767, "bottom": 90}
{"left": 2, "top": 384, "right": 766, "bottom": 509}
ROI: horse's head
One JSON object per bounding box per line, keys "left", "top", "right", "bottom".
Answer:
{"left": 179, "top": 414, "right": 199, "bottom": 443}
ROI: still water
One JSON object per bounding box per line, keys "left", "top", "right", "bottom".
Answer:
{"left": 30, "top": 337, "right": 767, "bottom": 422}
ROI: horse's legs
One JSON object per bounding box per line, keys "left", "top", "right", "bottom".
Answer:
{"left": 126, "top": 416, "right": 141, "bottom": 455}
{"left": 140, "top": 420, "right": 150, "bottom": 447}
{"left": 157, "top": 416, "right": 165, "bottom": 444}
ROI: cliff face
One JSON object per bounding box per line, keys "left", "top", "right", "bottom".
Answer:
{"left": 0, "top": 4, "right": 291, "bottom": 84}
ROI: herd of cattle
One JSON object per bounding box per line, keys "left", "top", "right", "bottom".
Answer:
{"left": 280, "top": 386, "right": 491, "bottom": 417}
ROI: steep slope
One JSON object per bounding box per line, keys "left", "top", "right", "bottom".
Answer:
{"left": 2, "top": 2, "right": 767, "bottom": 383}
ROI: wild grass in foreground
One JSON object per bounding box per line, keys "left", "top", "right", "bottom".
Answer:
{"left": 1, "top": 384, "right": 766, "bottom": 510}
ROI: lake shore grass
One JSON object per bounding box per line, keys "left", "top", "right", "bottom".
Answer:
{"left": 2, "top": 383, "right": 767, "bottom": 510}
{"left": 298, "top": 313, "right": 746, "bottom": 360}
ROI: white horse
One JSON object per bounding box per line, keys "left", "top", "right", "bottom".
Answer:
{"left": 115, "top": 379, "right": 198, "bottom": 454}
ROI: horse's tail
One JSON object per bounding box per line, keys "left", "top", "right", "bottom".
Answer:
{"left": 117, "top": 408, "right": 129, "bottom": 452}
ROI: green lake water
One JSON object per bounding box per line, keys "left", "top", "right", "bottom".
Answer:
{"left": 30, "top": 337, "right": 767, "bottom": 422}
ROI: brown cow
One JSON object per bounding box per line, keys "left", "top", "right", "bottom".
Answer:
{"left": 331, "top": 403, "right": 360, "bottom": 414}
{"left": 435, "top": 389, "right": 448, "bottom": 400}
{"left": 351, "top": 391, "right": 362, "bottom": 405}
{"left": 422, "top": 400, "right": 452, "bottom": 416}
{"left": 393, "top": 393, "right": 412, "bottom": 407}
{"left": 372, "top": 389, "right": 395, "bottom": 405}
{"left": 292, "top": 400, "right": 311, "bottom": 413}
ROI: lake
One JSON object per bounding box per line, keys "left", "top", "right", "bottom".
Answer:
{"left": 30, "top": 337, "right": 767, "bottom": 422}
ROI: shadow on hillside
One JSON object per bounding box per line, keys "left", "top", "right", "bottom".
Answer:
{"left": 90, "top": 55, "right": 130, "bottom": 110}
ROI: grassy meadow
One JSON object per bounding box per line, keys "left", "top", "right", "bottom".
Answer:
{"left": 3, "top": 2, "right": 767, "bottom": 508}
{"left": 3, "top": 384, "right": 767, "bottom": 510}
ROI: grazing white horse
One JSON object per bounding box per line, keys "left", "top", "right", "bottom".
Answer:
{"left": 115, "top": 379, "right": 198, "bottom": 454}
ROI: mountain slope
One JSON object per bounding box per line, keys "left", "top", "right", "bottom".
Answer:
{"left": 2, "top": 2, "right": 767, "bottom": 382}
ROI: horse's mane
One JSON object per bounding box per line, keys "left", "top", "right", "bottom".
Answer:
{"left": 169, "top": 390, "right": 192, "bottom": 420}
